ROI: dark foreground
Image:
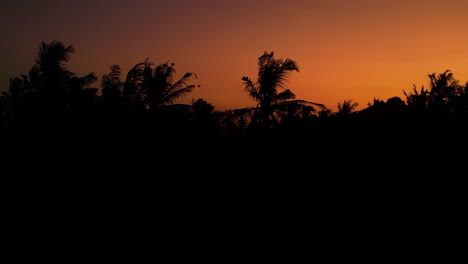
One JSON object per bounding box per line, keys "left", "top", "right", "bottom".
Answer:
{"left": 1, "top": 120, "right": 464, "bottom": 262}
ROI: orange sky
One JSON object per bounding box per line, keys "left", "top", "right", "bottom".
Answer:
{"left": 3, "top": 0, "right": 468, "bottom": 112}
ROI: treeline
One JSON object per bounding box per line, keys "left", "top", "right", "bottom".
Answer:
{"left": 2, "top": 41, "right": 468, "bottom": 159}
{"left": 2, "top": 40, "right": 465, "bottom": 256}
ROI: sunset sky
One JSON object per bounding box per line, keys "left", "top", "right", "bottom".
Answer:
{"left": 3, "top": 0, "right": 468, "bottom": 111}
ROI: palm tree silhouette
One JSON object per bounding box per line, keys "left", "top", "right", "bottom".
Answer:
{"left": 8, "top": 40, "right": 97, "bottom": 121}
{"left": 32, "top": 41, "right": 75, "bottom": 108}
{"left": 404, "top": 70, "right": 462, "bottom": 114}
{"left": 122, "top": 59, "right": 199, "bottom": 111}
{"left": 404, "top": 84, "right": 429, "bottom": 112}
{"left": 337, "top": 99, "right": 359, "bottom": 116}
{"left": 143, "top": 61, "right": 199, "bottom": 110}
{"left": 427, "top": 70, "right": 460, "bottom": 113}
{"left": 240, "top": 51, "right": 324, "bottom": 128}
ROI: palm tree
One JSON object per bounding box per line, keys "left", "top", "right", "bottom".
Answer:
{"left": 144, "top": 61, "right": 199, "bottom": 110}
{"left": 240, "top": 51, "right": 324, "bottom": 128}
{"left": 32, "top": 41, "right": 75, "bottom": 107}
{"left": 404, "top": 84, "right": 429, "bottom": 111}
{"left": 337, "top": 99, "right": 359, "bottom": 116}
{"left": 122, "top": 59, "right": 199, "bottom": 111}
{"left": 8, "top": 40, "right": 97, "bottom": 121}
{"left": 427, "top": 70, "right": 460, "bottom": 113}
{"left": 7, "top": 41, "right": 75, "bottom": 114}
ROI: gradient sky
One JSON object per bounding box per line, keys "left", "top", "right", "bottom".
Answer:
{"left": 3, "top": 0, "right": 468, "bottom": 111}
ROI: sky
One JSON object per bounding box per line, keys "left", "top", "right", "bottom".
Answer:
{"left": 3, "top": 0, "right": 468, "bottom": 112}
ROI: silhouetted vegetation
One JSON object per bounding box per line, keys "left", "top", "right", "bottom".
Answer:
{"left": 2, "top": 41, "right": 465, "bottom": 260}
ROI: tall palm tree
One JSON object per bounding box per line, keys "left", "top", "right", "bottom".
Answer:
{"left": 240, "top": 51, "right": 324, "bottom": 128}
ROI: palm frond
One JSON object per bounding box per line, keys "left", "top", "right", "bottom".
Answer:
{"left": 420, "top": 85, "right": 426, "bottom": 94}
{"left": 242, "top": 76, "right": 255, "bottom": 91}
{"left": 337, "top": 99, "right": 359, "bottom": 114}
{"left": 172, "top": 72, "right": 196, "bottom": 91}
{"left": 242, "top": 76, "right": 262, "bottom": 102}
{"left": 110, "top": 65, "right": 122, "bottom": 77}
{"left": 36, "top": 40, "right": 75, "bottom": 67}
{"left": 123, "top": 63, "right": 146, "bottom": 105}
{"left": 164, "top": 85, "right": 196, "bottom": 104}
{"left": 232, "top": 107, "right": 256, "bottom": 119}
{"left": 125, "top": 62, "right": 146, "bottom": 83}
{"left": 272, "top": 89, "right": 296, "bottom": 103}
{"left": 155, "top": 62, "right": 176, "bottom": 84}
{"left": 272, "top": 100, "right": 320, "bottom": 117}
{"left": 258, "top": 51, "right": 274, "bottom": 69}
{"left": 219, "top": 107, "right": 256, "bottom": 128}
{"left": 288, "top": 99, "right": 325, "bottom": 109}
{"left": 281, "top": 58, "right": 299, "bottom": 72}
{"left": 258, "top": 54, "right": 299, "bottom": 92}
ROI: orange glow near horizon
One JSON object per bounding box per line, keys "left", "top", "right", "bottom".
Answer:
{"left": 3, "top": 0, "right": 468, "bottom": 112}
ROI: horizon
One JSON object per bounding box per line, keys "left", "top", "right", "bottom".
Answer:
{"left": 3, "top": 0, "right": 468, "bottom": 112}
